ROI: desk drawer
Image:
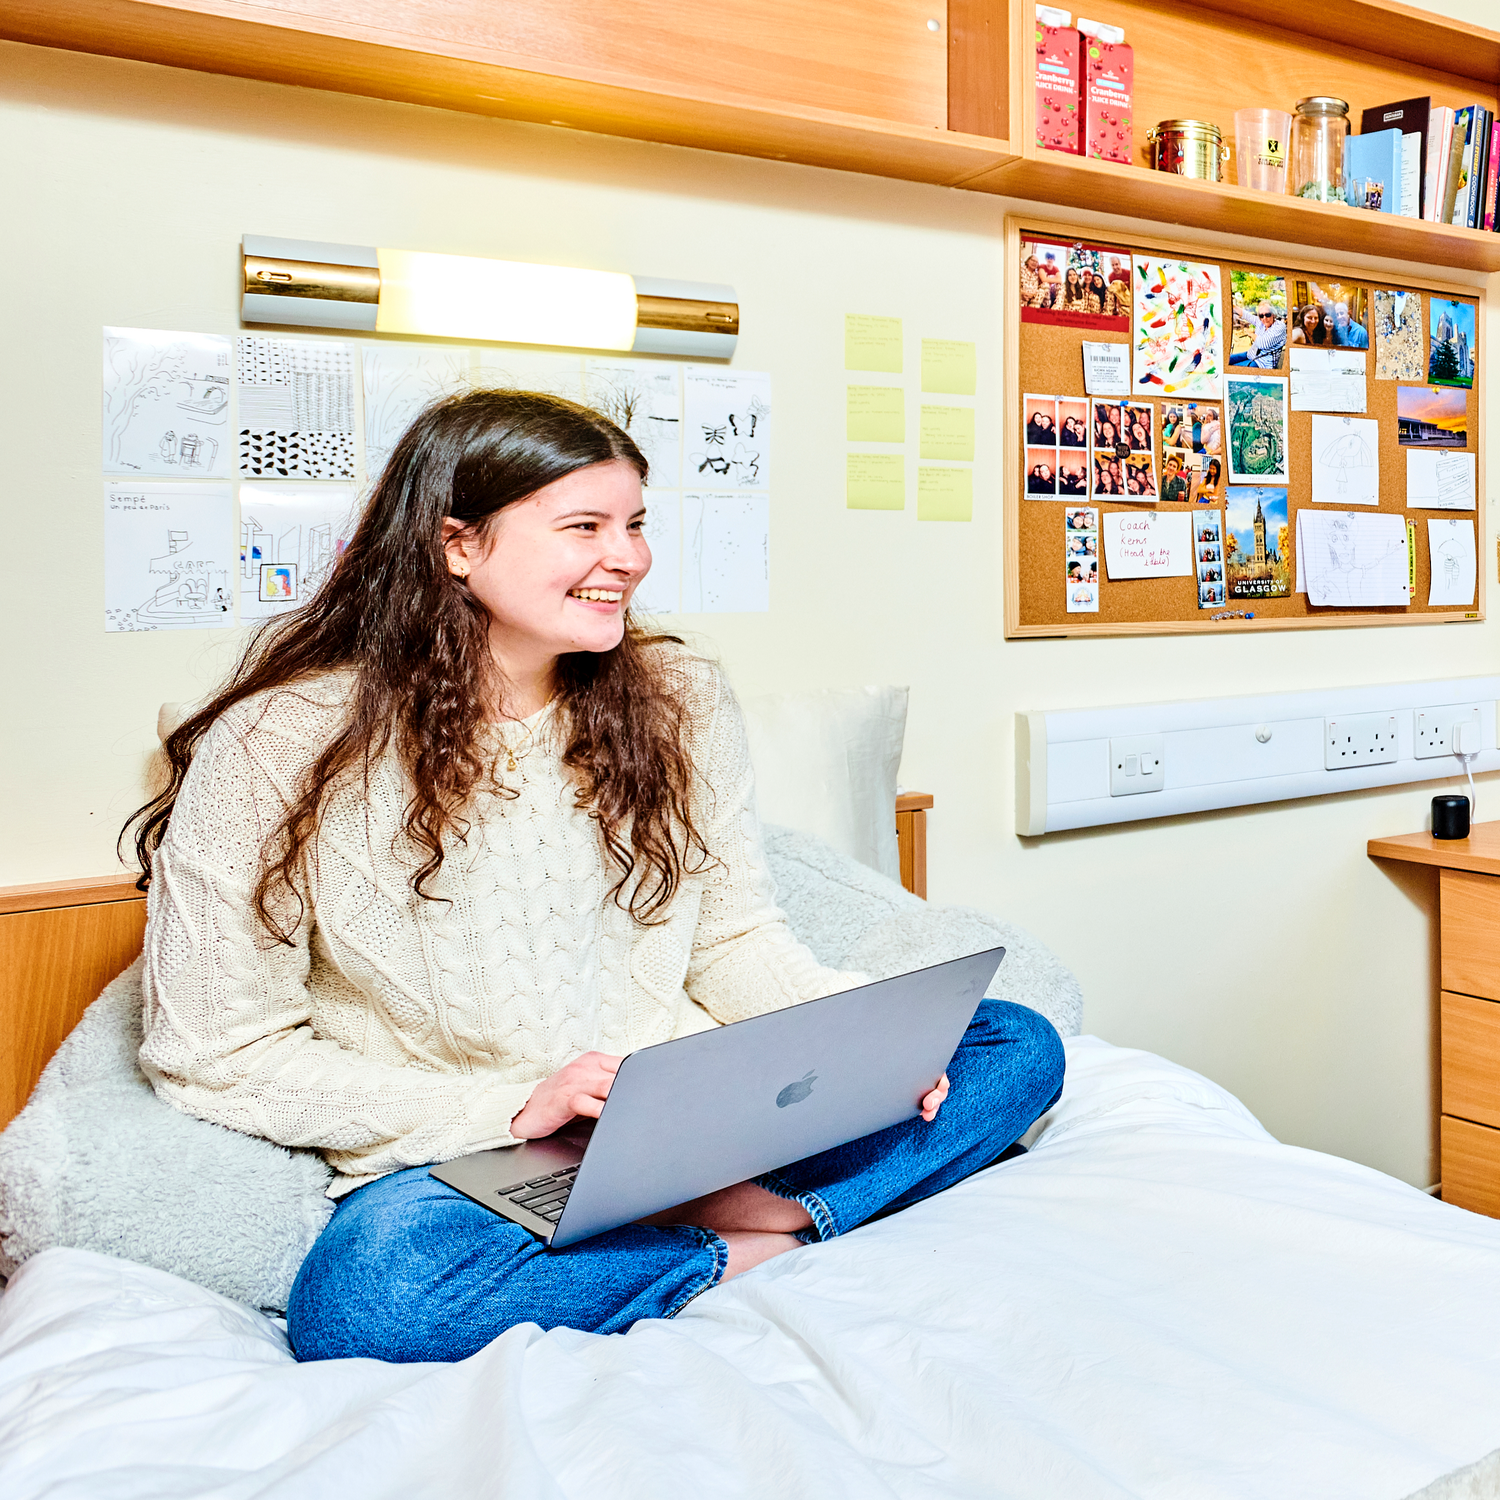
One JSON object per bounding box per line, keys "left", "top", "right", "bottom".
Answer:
{"left": 1442, "top": 1114, "right": 1500, "bottom": 1218}
{"left": 1440, "top": 869, "right": 1500, "bottom": 1002}
{"left": 1442, "top": 991, "right": 1500, "bottom": 1128}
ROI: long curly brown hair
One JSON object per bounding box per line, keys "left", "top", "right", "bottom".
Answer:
{"left": 123, "top": 389, "right": 709, "bottom": 941}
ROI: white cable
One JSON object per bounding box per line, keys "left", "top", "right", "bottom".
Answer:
{"left": 1454, "top": 723, "right": 1480, "bottom": 822}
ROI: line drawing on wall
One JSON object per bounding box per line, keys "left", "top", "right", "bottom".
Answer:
{"left": 631, "top": 490, "right": 682, "bottom": 613}
{"left": 585, "top": 360, "right": 683, "bottom": 488}
{"left": 361, "top": 346, "right": 475, "bottom": 479}
{"left": 682, "top": 491, "right": 769, "bottom": 612}
{"left": 238, "top": 335, "right": 357, "bottom": 479}
{"left": 103, "top": 327, "right": 232, "bottom": 477}
{"left": 684, "top": 370, "right": 771, "bottom": 489}
{"left": 238, "top": 483, "right": 357, "bottom": 620}
{"left": 104, "top": 482, "right": 235, "bottom": 632}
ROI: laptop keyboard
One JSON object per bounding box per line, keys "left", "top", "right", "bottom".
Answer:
{"left": 496, "top": 1164, "right": 579, "bottom": 1223}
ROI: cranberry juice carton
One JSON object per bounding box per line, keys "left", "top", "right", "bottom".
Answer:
{"left": 1083, "top": 37, "right": 1133, "bottom": 164}
{"left": 1035, "top": 22, "right": 1082, "bottom": 155}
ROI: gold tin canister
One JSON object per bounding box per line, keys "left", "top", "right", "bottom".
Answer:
{"left": 1145, "top": 119, "right": 1230, "bottom": 181}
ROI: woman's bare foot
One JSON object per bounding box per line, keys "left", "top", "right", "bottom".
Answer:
{"left": 720, "top": 1230, "right": 803, "bottom": 1281}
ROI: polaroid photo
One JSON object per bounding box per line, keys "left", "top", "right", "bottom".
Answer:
{"left": 1025, "top": 447, "right": 1058, "bottom": 496}
{"left": 1229, "top": 273, "right": 1288, "bottom": 370}
{"left": 1024, "top": 393, "right": 1060, "bottom": 448}
{"left": 1058, "top": 397, "right": 1089, "bottom": 448}
{"left": 1064, "top": 505, "right": 1098, "bottom": 532}
{"left": 1226, "top": 376, "right": 1289, "bottom": 484}
{"left": 1198, "top": 581, "right": 1227, "bottom": 608}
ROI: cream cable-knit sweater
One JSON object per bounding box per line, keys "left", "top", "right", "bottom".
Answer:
{"left": 139, "top": 645, "right": 861, "bottom": 1196}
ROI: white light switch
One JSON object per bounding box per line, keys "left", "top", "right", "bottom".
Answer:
{"left": 1110, "top": 735, "right": 1165, "bottom": 796}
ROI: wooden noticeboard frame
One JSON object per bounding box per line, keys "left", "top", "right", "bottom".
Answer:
{"left": 1003, "top": 214, "right": 1486, "bottom": 638}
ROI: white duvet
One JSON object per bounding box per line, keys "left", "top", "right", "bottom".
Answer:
{"left": 2, "top": 1037, "right": 1497, "bottom": 1500}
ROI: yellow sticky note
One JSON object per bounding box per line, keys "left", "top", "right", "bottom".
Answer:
{"left": 847, "top": 453, "right": 905, "bottom": 510}
{"left": 845, "top": 314, "right": 903, "bottom": 373}
{"left": 847, "top": 385, "right": 905, "bottom": 443}
{"left": 921, "top": 338, "right": 977, "bottom": 395}
{"left": 920, "top": 404, "right": 975, "bottom": 461}
{"left": 918, "top": 466, "right": 973, "bottom": 521}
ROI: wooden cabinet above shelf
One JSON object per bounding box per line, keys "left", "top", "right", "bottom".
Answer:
{"left": 7, "top": 0, "right": 1500, "bottom": 271}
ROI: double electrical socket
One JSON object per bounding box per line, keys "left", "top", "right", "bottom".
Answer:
{"left": 1324, "top": 713, "right": 1398, "bottom": 770}
{"left": 1109, "top": 735, "right": 1164, "bottom": 796}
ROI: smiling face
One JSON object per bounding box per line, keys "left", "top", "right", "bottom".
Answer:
{"left": 443, "top": 458, "right": 651, "bottom": 702}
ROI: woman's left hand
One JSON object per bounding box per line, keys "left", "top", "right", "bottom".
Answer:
{"left": 920, "top": 1073, "right": 949, "bottom": 1122}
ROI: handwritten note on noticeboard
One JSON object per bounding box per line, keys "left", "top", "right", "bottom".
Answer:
{"left": 921, "top": 339, "right": 977, "bottom": 396}
{"left": 917, "top": 467, "right": 972, "bottom": 521}
{"left": 846, "top": 385, "right": 905, "bottom": 443}
{"left": 1102, "top": 510, "right": 1193, "bottom": 578}
{"left": 919, "top": 406, "right": 976, "bottom": 461}
{"left": 845, "top": 315, "right": 903, "bottom": 373}
{"left": 847, "top": 454, "right": 905, "bottom": 510}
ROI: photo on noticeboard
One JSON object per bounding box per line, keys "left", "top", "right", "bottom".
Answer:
{"left": 1428, "top": 298, "right": 1476, "bottom": 390}
{"left": 1226, "top": 376, "right": 1289, "bottom": 484}
{"left": 1288, "top": 281, "right": 1369, "bottom": 351}
{"left": 1397, "top": 385, "right": 1468, "bottom": 448}
{"left": 1020, "top": 237, "right": 1131, "bottom": 330}
{"left": 1374, "top": 289, "right": 1424, "bottom": 382}
{"left": 1225, "top": 485, "right": 1290, "bottom": 600}
{"left": 1229, "top": 272, "right": 1287, "bottom": 369}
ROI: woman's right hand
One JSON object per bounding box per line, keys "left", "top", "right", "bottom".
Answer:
{"left": 510, "top": 1052, "right": 623, "bottom": 1139}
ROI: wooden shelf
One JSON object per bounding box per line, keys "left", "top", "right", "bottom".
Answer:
{"left": 7, "top": 0, "right": 1500, "bottom": 270}
{"left": 1369, "top": 823, "right": 1500, "bottom": 878}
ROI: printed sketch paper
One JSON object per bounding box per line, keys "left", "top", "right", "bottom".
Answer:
{"left": 1406, "top": 449, "right": 1477, "bottom": 510}
{"left": 361, "top": 345, "right": 473, "bottom": 479}
{"left": 1427, "top": 518, "right": 1477, "bottom": 607}
{"left": 1131, "top": 256, "right": 1223, "bottom": 399}
{"left": 237, "top": 336, "right": 356, "bottom": 479}
{"left": 104, "top": 481, "right": 234, "bottom": 632}
{"left": 682, "top": 492, "right": 769, "bottom": 610}
{"left": 1310, "top": 415, "right": 1380, "bottom": 506}
{"left": 103, "top": 327, "right": 232, "bottom": 477}
{"left": 238, "top": 483, "right": 357, "bottom": 621}
{"left": 586, "top": 360, "right": 684, "bottom": 489}
{"left": 684, "top": 371, "right": 770, "bottom": 489}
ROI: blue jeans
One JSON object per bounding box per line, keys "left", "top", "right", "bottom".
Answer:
{"left": 287, "top": 999, "right": 1064, "bottom": 1363}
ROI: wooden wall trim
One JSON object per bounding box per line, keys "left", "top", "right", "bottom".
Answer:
{"left": 0, "top": 874, "right": 145, "bottom": 916}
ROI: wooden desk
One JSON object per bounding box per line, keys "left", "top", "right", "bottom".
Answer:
{"left": 1369, "top": 823, "right": 1500, "bottom": 1217}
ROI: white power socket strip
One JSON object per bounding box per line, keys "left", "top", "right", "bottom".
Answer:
{"left": 1324, "top": 714, "right": 1398, "bottom": 770}
{"left": 1415, "top": 706, "right": 1484, "bottom": 760}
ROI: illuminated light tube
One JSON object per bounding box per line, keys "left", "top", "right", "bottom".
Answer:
{"left": 241, "top": 235, "right": 739, "bottom": 358}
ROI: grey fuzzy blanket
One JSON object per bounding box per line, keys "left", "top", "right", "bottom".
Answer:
{"left": 0, "top": 825, "right": 1082, "bottom": 1310}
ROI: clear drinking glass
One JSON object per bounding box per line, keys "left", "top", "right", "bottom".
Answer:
{"left": 1290, "top": 97, "right": 1349, "bottom": 202}
{"left": 1234, "top": 107, "right": 1292, "bottom": 193}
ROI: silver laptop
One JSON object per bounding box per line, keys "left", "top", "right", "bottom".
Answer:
{"left": 429, "top": 947, "right": 1004, "bottom": 1247}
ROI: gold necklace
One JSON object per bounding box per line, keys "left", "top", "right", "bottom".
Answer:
{"left": 499, "top": 696, "right": 555, "bottom": 773}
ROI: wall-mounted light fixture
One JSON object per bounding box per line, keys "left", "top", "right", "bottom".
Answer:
{"left": 241, "top": 235, "right": 739, "bottom": 359}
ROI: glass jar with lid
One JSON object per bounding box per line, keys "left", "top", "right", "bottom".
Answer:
{"left": 1290, "top": 96, "right": 1349, "bottom": 202}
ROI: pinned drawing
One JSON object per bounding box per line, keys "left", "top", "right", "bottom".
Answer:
{"left": 631, "top": 491, "right": 682, "bottom": 614}
{"left": 1294, "top": 509, "right": 1409, "bottom": 607}
{"left": 1406, "top": 449, "right": 1477, "bottom": 511}
{"left": 238, "top": 335, "right": 356, "bottom": 480}
{"left": 585, "top": 359, "right": 683, "bottom": 489}
{"left": 682, "top": 492, "right": 769, "bottom": 611}
{"left": 684, "top": 370, "right": 771, "bottom": 489}
{"left": 475, "top": 349, "right": 584, "bottom": 403}
{"left": 103, "top": 327, "right": 232, "bottom": 477}
{"left": 1427, "top": 518, "right": 1476, "bottom": 607}
{"left": 1131, "top": 256, "right": 1223, "bottom": 400}
{"left": 239, "top": 483, "right": 357, "bottom": 620}
{"left": 361, "top": 346, "right": 474, "bottom": 479}
{"left": 104, "top": 482, "right": 235, "bottom": 631}
{"left": 1310, "top": 415, "right": 1379, "bottom": 506}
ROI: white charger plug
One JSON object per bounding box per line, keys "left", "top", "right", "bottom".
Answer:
{"left": 1454, "top": 721, "right": 1481, "bottom": 819}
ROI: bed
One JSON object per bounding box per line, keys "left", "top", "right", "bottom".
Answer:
{"left": 2, "top": 689, "right": 1499, "bottom": 1499}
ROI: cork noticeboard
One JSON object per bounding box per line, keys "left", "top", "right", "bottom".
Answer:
{"left": 1004, "top": 215, "right": 1485, "bottom": 638}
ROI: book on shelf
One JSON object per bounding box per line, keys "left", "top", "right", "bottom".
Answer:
{"left": 1360, "top": 97, "right": 1429, "bottom": 219}
{"left": 1345, "top": 128, "right": 1403, "bottom": 213}
{"left": 1450, "top": 106, "right": 1491, "bottom": 227}
{"left": 1485, "top": 117, "right": 1500, "bottom": 230}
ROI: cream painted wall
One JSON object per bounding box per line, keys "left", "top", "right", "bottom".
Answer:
{"left": 1, "top": 19, "right": 1495, "bottom": 1188}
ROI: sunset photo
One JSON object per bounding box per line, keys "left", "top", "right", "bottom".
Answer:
{"left": 1396, "top": 385, "right": 1468, "bottom": 447}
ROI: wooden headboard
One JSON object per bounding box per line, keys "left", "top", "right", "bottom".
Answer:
{"left": 0, "top": 794, "right": 932, "bottom": 1132}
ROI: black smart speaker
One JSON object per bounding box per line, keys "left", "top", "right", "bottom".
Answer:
{"left": 1433, "top": 795, "right": 1471, "bottom": 841}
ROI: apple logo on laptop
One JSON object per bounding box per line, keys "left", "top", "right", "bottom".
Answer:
{"left": 777, "top": 1070, "right": 817, "bottom": 1108}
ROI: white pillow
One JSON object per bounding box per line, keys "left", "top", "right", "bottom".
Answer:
{"left": 739, "top": 686, "right": 908, "bottom": 881}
